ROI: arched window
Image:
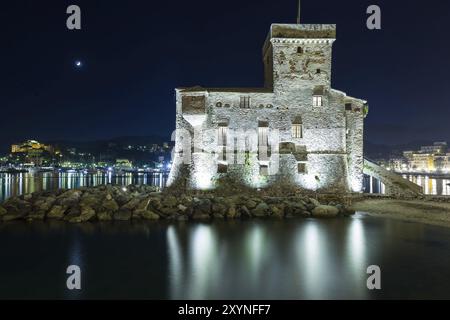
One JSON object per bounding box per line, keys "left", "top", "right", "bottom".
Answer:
{"left": 292, "top": 116, "right": 303, "bottom": 138}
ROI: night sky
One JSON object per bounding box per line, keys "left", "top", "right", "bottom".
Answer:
{"left": 1, "top": 0, "right": 450, "bottom": 153}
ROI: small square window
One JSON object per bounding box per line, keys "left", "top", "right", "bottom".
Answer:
{"left": 240, "top": 96, "right": 251, "bottom": 108}
{"left": 345, "top": 103, "right": 352, "bottom": 111}
{"left": 297, "top": 47, "right": 303, "bottom": 54}
{"left": 316, "top": 69, "right": 321, "bottom": 74}
{"left": 292, "top": 124, "right": 302, "bottom": 138}
{"left": 313, "top": 96, "right": 323, "bottom": 107}
{"left": 298, "top": 163, "right": 306, "bottom": 174}
{"left": 260, "top": 165, "right": 269, "bottom": 176}
{"left": 218, "top": 164, "right": 228, "bottom": 174}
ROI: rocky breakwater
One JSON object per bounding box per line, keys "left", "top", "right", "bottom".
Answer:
{"left": 0, "top": 185, "right": 355, "bottom": 223}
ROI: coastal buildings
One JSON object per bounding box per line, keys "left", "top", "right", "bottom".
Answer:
{"left": 395, "top": 142, "right": 450, "bottom": 174}
{"left": 169, "top": 22, "right": 368, "bottom": 192}
{"left": 11, "top": 140, "right": 55, "bottom": 155}
{"left": 10, "top": 140, "right": 58, "bottom": 166}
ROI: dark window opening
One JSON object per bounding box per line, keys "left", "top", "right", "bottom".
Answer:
{"left": 345, "top": 103, "right": 352, "bottom": 111}
{"left": 297, "top": 47, "right": 303, "bottom": 54}
{"left": 298, "top": 163, "right": 306, "bottom": 174}
{"left": 218, "top": 164, "right": 228, "bottom": 174}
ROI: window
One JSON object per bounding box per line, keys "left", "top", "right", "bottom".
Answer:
{"left": 260, "top": 165, "right": 269, "bottom": 176}
{"left": 218, "top": 124, "right": 228, "bottom": 161}
{"left": 240, "top": 96, "right": 250, "bottom": 108}
{"left": 297, "top": 47, "right": 303, "bottom": 54}
{"left": 298, "top": 163, "right": 306, "bottom": 174}
{"left": 292, "top": 124, "right": 302, "bottom": 138}
{"left": 216, "top": 102, "right": 223, "bottom": 108}
{"left": 218, "top": 125, "right": 228, "bottom": 147}
{"left": 345, "top": 103, "right": 352, "bottom": 111}
{"left": 218, "top": 164, "right": 228, "bottom": 174}
{"left": 316, "top": 69, "right": 321, "bottom": 74}
{"left": 313, "top": 96, "right": 323, "bottom": 107}
{"left": 292, "top": 116, "right": 303, "bottom": 138}
{"left": 258, "top": 121, "right": 270, "bottom": 161}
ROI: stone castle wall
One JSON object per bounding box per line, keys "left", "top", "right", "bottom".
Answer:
{"left": 168, "top": 24, "right": 367, "bottom": 193}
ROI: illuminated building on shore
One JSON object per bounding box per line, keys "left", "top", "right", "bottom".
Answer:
{"left": 10, "top": 140, "right": 58, "bottom": 166}
{"left": 398, "top": 142, "right": 450, "bottom": 174}
{"left": 11, "top": 140, "right": 55, "bottom": 154}
{"left": 169, "top": 20, "right": 368, "bottom": 192}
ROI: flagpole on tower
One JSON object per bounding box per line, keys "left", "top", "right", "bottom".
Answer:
{"left": 297, "top": 0, "right": 301, "bottom": 24}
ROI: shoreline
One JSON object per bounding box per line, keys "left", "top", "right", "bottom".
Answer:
{"left": 352, "top": 198, "right": 450, "bottom": 228}
{"left": 0, "top": 185, "right": 354, "bottom": 223}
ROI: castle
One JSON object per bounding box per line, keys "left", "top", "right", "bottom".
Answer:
{"left": 168, "top": 22, "right": 367, "bottom": 193}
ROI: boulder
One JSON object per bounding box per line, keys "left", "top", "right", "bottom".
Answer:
{"left": 97, "top": 211, "right": 113, "bottom": 221}
{"left": 309, "top": 198, "right": 321, "bottom": 207}
{"left": 33, "top": 196, "right": 56, "bottom": 213}
{"left": 149, "top": 198, "right": 162, "bottom": 211}
{"left": 121, "top": 198, "right": 142, "bottom": 211}
{"left": 101, "top": 199, "right": 119, "bottom": 212}
{"left": 239, "top": 206, "right": 252, "bottom": 219}
{"left": 245, "top": 199, "right": 258, "bottom": 210}
{"left": 212, "top": 202, "right": 227, "bottom": 217}
{"left": 23, "top": 194, "right": 33, "bottom": 201}
{"left": 192, "top": 199, "right": 211, "bottom": 219}
{"left": 284, "top": 201, "right": 307, "bottom": 217}
{"left": 80, "top": 194, "right": 100, "bottom": 210}
{"left": 0, "top": 206, "right": 6, "bottom": 216}
{"left": 63, "top": 207, "right": 82, "bottom": 221}
{"left": 79, "top": 207, "right": 96, "bottom": 222}
{"left": 47, "top": 205, "right": 67, "bottom": 219}
{"left": 312, "top": 205, "right": 339, "bottom": 218}
{"left": 270, "top": 205, "right": 284, "bottom": 219}
{"left": 162, "top": 195, "right": 178, "bottom": 208}
{"left": 226, "top": 205, "right": 238, "bottom": 219}
{"left": 114, "top": 209, "right": 132, "bottom": 221}
{"left": 177, "top": 204, "right": 188, "bottom": 213}
{"left": 27, "top": 210, "right": 46, "bottom": 221}
{"left": 251, "top": 202, "right": 271, "bottom": 217}
{"left": 4, "top": 198, "right": 32, "bottom": 217}
{"left": 135, "top": 197, "right": 152, "bottom": 212}
{"left": 141, "top": 210, "right": 160, "bottom": 220}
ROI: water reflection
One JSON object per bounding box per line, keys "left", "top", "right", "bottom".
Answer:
{"left": 0, "top": 172, "right": 168, "bottom": 202}
{"left": 2, "top": 218, "right": 450, "bottom": 299}
{"left": 403, "top": 174, "right": 450, "bottom": 195}
{"left": 166, "top": 219, "right": 374, "bottom": 299}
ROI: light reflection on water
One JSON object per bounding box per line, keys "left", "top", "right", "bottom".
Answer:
{"left": 1, "top": 216, "right": 450, "bottom": 299}
{"left": 0, "top": 172, "right": 168, "bottom": 202}
{"left": 403, "top": 174, "right": 450, "bottom": 195}
{"left": 162, "top": 217, "right": 446, "bottom": 300}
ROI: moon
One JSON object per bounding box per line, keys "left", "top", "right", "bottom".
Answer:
{"left": 75, "top": 60, "right": 83, "bottom": 68}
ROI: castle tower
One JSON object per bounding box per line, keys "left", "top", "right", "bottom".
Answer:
{"left": 263, "top": 24, "right": 336, "bottom": 96}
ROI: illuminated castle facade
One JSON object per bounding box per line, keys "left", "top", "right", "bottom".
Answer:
{"left": 169, "top": 23, "right": 367, "bottom": 192}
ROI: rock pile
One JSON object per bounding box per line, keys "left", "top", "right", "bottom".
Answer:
{"left": 0, "top": 185, "right": 355, "bottom": 223}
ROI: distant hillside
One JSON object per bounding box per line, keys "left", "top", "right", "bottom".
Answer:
{"left": 48, "top": 135, "right": 171, "bottom": 152}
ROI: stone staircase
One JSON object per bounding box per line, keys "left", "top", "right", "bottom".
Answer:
{"left": 363, "top": 158, "right": 423, "bottom": 197}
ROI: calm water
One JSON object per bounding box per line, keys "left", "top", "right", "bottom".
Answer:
{"left": 0, "top": 214, "right": 450, "bottom": 299}
{"left": 0, "top": 172, "right": 168, "bottom": 203}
